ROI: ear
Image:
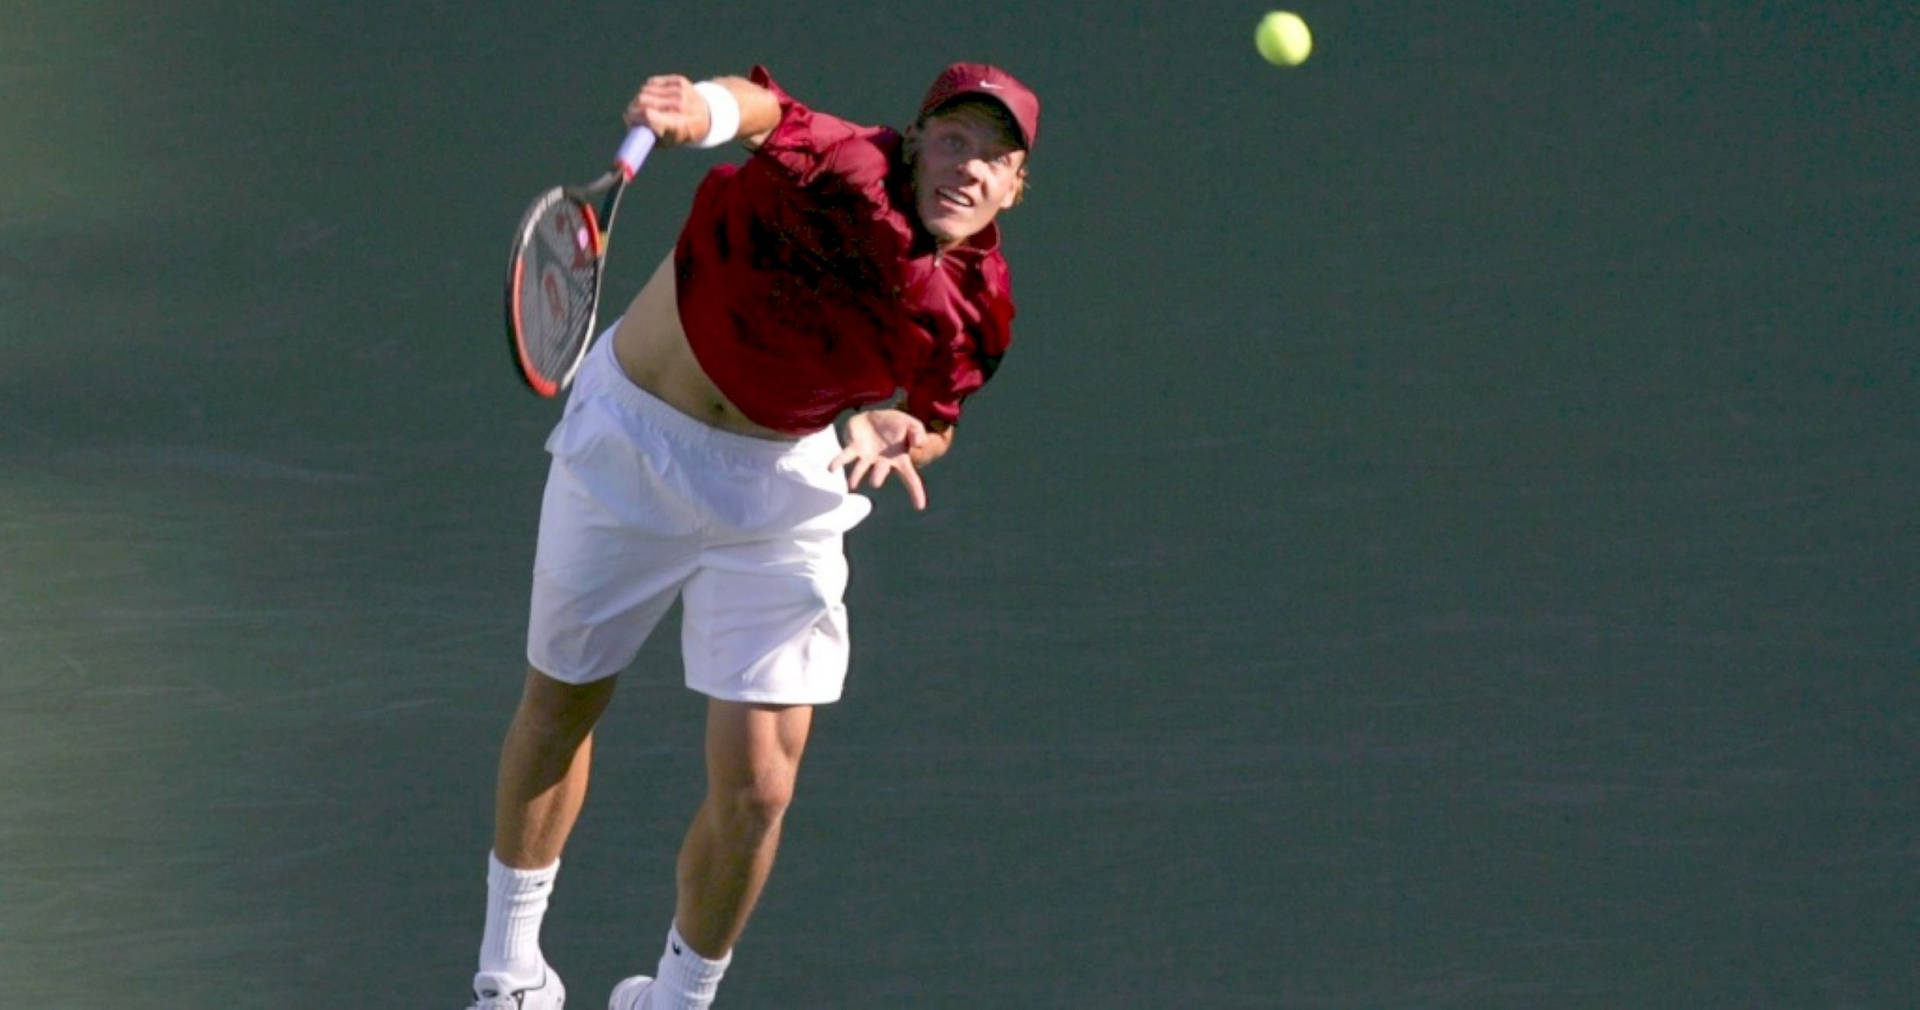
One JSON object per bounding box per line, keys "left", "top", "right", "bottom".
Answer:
{"left": 901, "top": 122, "right": 922, "bottom": 162}
{"left": 998, "top": 165, "right": 1027, "bottom": 210}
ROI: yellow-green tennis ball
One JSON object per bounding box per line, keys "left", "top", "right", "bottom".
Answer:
{"left": 1255, "top": 10, "right": 1313, "bottom": 67}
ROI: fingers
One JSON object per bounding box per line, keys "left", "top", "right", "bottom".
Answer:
{"left": 866, "top": 458, "right": 928, "bottom": 510}
{"left": 622, "top": 75, "right": 707, "bottom": 145}
{"left": 844, "top": 457, "right": 873, "bottom": 493}
{"left": 831, "top": 453, "right": 928, "bottom": 509}
{"left": 826, "top": 412, "right": 929, "bottom": 509}
{"left": 899, "top": 461, "right": 928, "bottom": 510}
{"left": 623, "top": 77, "right": 673, "bottom": 123}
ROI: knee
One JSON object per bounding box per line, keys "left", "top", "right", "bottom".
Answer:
{"left": 714, "top": 767, "right": 797, "bottom": 835}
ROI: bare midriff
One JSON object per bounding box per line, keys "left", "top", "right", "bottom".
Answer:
{"left": 611, "top": 254, "right": 803, "bottom": 442}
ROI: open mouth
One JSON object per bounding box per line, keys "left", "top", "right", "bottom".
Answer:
{"left": 935, "top": 186, "right": 975, "bottom": 210}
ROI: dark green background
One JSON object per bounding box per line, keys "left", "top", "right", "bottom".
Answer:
{"left": 2, "top": 2, "right": 1913, "bottom": 1006}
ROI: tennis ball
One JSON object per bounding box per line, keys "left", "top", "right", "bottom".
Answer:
{"left": 1255, "top": 10, "right": 1313, "bottom": 67}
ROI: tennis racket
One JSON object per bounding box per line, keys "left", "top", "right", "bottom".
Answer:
{"left": 505, "top": 126, "right": 658, "bottom": 397}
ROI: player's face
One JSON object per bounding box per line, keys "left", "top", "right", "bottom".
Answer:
{"left": 910, "top": 104, "right": 1027, "bottom": 248}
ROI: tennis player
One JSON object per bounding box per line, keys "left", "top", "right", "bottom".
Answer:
{"left": 467, "top": 62, "right": 1038, "bottom": 1010}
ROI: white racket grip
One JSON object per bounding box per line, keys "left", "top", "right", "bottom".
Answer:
{"left": 615, "top": 127, "right": 657, "bottom": 179}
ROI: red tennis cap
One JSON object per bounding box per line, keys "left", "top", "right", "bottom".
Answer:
{"left": 918, "top": 62, "right": 1040, "bottom": 150}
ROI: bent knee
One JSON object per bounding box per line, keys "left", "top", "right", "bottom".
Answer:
{"left": 714, "top": 768, "right": 798, "bottom": 831}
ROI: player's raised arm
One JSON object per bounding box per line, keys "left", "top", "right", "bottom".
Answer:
{"left": 622, "top": 75, "right": 781, "bottom": 149}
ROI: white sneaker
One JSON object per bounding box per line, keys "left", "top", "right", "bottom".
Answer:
{"left": 607, "top": 975, "right": 654, "bottom": 1010}
{"left": 469, "top": 963, "right": 566, "bottom": 1009}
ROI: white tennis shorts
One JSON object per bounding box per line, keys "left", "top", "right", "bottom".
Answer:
{"left": 526, "top": 336, "right": 872, "bottom": 704}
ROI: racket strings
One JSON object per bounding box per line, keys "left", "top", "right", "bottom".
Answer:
{"left": 513, "top": 194, "right": 602, "bottom": 388}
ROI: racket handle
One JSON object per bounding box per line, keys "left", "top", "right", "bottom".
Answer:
{"left": 615, "top": 127, "right": 657, "bottom": 179}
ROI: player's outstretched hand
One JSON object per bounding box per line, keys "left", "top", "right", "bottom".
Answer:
{"left": 623, "top": 75, "right": 711, "bottom": 147}
{"left": 832, "top": 409, "right": 929, "bottom": 510}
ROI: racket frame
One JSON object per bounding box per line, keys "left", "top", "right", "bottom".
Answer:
{"left": 504, "top": 128, "right": 657, "bottom": 397}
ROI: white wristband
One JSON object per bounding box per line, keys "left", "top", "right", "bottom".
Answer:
{"left": 692, "top": 80, "right": 741, "bottom": 149}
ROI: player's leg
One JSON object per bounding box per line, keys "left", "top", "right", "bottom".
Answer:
{"left": 678, "top": 698, "right": 814, "bottom": 952}
{"left": 472, "top": 668, "right": 617, "bottom": 1007}
{"left": 494, "top": 667, "right": 619, "bottom": 867}
{"left": 622, "top": 547, "right": 852, "bottom": 1007}
{"left": 474, "top": 332, "right": 701, "bottom": 1007}
{"left": 618, "top": 700, "right": 812, "bottom": 1010}
{"left": 612, "top": 422, "right": 866, "bottom": 1009}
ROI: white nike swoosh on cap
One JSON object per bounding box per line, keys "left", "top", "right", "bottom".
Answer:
{"left": 977, "top": 81, "right": 1002, "bottom": 89}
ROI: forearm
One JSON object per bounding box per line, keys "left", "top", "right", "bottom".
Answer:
{"left": 709, "top": 75, "right": 782, "bottom": 148}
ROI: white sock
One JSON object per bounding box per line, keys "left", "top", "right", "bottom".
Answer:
{"left": 652, "top": 922, "right": 732, "bottom": 1010}
{"left": 478, "top": 852, "right": 559, "bottom": 984}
